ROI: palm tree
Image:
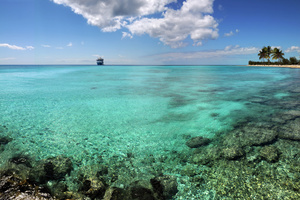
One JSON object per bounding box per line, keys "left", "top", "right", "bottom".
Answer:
{"left": 265, "top": 46, "right": 272, "bottom": 64}
{"left": 271, "top": 48, "right": 285, "bottom": 64}
{"left": 258, "top": 47, "right": 267, "bottom": 62}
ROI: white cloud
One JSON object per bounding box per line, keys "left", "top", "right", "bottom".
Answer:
{"left": 52, "top": 0, "right": 175, "bottom": 31}
{"left": 26, "top": 46, "right": 34, "bottom": 50}
{"left": 67, "top": 42, "right": 73, "bottom": 47}
{"left": 52, "top": 0, "right": 218, "bottom": 48}
{"left": 122, "top": 32, "right": 133, "bottom": 39}
{"left": 286, "top": 46, "right": 300, "bottom": 53}
{"left": 0, "top": 43, "right": 34, "bottom": 50}
{"left": 127, "top": 0, "right": 218, "bottom": 48}
{"left": 0, "top": 43, "right": 26, "bottom": 50}
{"left": 42, "top": 44, "right": 51, "bottom": 48}
{"left": 56, "top": 47, "right": 64, "bottom": 49}
{"left": 157, "top": 45, "right": 259, "bottom": 61}
{"left": 224, "top": 31, "right": 234, "bottom": 37}
{"left": 224, "top": 29, "right": 239, "bottom": 37}
{"left": 271, "top": 46, "right": 281, "bottom": 50}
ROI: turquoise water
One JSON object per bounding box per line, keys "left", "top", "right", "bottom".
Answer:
{"left": 1, "top": 65, "right": 299, "bottom": 199}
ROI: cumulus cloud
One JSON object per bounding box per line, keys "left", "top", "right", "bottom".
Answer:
{"left": 157, "top": 45, "right": 259, "bottom": 61}
{"left": 67, "top": 42, "right": 73, "bottom": 47}
{"left": 52, "top": 0, "right": 218, "bottom": 48}
{"left": 127, "top": 0, "right": 218, "bottom": 48}
{"left": 52, "top": 0, "right": 175, "bottom": 31}
{"left": 286, "top": 46, "right": 300, "bottom": 53}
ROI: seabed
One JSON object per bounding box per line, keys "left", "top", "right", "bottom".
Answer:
{"left": 0, "top": 65, "right": 299, "bottom": 199}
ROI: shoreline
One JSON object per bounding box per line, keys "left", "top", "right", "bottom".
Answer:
{"left": 248, "top": 64, "right": 300, "bottom": 69}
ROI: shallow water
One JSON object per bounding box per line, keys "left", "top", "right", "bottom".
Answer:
{"left": 1, "top": 65, "right": 299, "bottom": 199}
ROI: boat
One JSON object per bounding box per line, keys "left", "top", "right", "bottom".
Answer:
{"left": 96, "top": 57, "right": 104, "bottom": 65}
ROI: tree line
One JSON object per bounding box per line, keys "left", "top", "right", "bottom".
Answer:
{"left": 249, "top": 46, "right": 300, "bottom": 65}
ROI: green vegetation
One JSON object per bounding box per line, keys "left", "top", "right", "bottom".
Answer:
{"left": 249, "top": 46, "right": 299, "bottom": 65}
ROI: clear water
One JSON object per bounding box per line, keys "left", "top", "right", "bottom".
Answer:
{"left": 0, "top": 65, "right": 299, "bottom": 198}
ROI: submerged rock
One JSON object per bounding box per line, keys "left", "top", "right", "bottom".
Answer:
{"left": 278, "top": 118, "right": 300, "bottom": 141}
{"left": 0, "top": 136, "right": 12, "bottom": 145}
{"left": 222, "top": 147, "right": 245, "bottom": 160}
{"left": 223, "top": 122, "right": 278, "bottom": 147}
{"left": 0, "top": 172, "right": 55, "bottom": 200}
{"left": 29, "top": 155, "right": 73, "bottom": 184}
{"left": 259, "top": 146, "right": 280, "bottom": 162}
{"left": 130, "top": 186, "right": 156, "bottom": 200}
{"left": 192, "top": 146, "right": 221, "bottom": 165}
{"left": 103, "top": 187, "right": 129, "bottom": 200}
{"left": 46, "top": 181, "right": 68, "bottom": 199}
{"left": 0, "top": 136, "right": 12, "bottom": 152}
{"left": 150, "top": 175, "right": 178, "bottom": 200}
{"left": 289, "top": 87, "right": 300, "bottom": 93}
{"left": 79, "top": 178, "right": 107, "bottom": 199}
{"left": 9, "top": 154, "right": 32, "bottom": 168}
{"left": 186, "top": 136, "right": 211, "bottom": 148}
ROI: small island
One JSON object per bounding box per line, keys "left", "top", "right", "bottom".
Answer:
{"left": 249, "top": 46, "right": 300, "bottom": 68}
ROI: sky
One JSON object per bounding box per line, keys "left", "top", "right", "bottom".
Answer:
{"left": 0, "top": 0, "right": 300, "bottom": 65}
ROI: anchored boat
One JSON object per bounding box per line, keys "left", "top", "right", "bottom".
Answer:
{"left": 96, "top": 57, "right": 104, "bottom": 65}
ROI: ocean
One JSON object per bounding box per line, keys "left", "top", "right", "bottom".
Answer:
{"left": 0, "top": 65, "right": 299, "bottom": 199}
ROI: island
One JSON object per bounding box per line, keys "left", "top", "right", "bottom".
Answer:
{"left": 249, "top": 46, "right": 300, "bottom": 68}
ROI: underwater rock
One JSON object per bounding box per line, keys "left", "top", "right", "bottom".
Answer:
{"left": 192, "top": 146, "right": 221, "bottom": 165}
{"left": 9, "top": 154, "right": 32, "bottom": 168}
{"left": 186, "top": 136, "right": 211, "bottom": 148}
{"left": 222, "top": 147, "right": 245, "bottom": 160}
{"left": 130, "top": 186, "right": 156, "bottom": 200}
{"left": 289, "top": 87, "right": 300, "bottom": 93}
{"left": 272, "top": 110, "right": 300, "bottom": 124}
{"left": 29, "top": 155, "right": 73, "bottom": 184}
{"left": 103, "top": 187, "right": 129, "bottom": 200}
{"left": 150, "top": 175, "right": 178, "bottom": 200}
{"left": 223, "top": 122, "right": 278, "bottom": 147}
{"left": 259, "top": 146, "right": 279, "bottom": 162}
{"left": 0, "top": 172, "right": 55, "bottom": 200}
{"left": 181, "top": 165, "right": 198, "bottom": 177}
{"left": 0, "top": 136, "right": 12, "bottom": 152}
{"left": 46, "top": 181, "right": 68, "bottom": 199}
{"left": 0, "top": 136, "right": 12, "bottom": 145}
{"left": 96, "top": 164, "right": 109, "bottom": 176}
{"left": 278, "top": 118, "right": 300, "bottom": 141}
{"left": 79, "top": 178, "right": 107, "bottom": 199}
{"left": 283, "top": 110, "right": 300, "bottom": 117}
{"left": 249, "top": 97, "right": 268, "bottom": 104}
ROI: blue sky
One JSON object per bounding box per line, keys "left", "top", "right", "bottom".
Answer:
{"left": 1, "top": 0, "right": 300, "bottom": 65}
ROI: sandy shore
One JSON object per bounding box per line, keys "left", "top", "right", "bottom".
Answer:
{"left": 248, "top": 65, "right": 300, "bottom": 68}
